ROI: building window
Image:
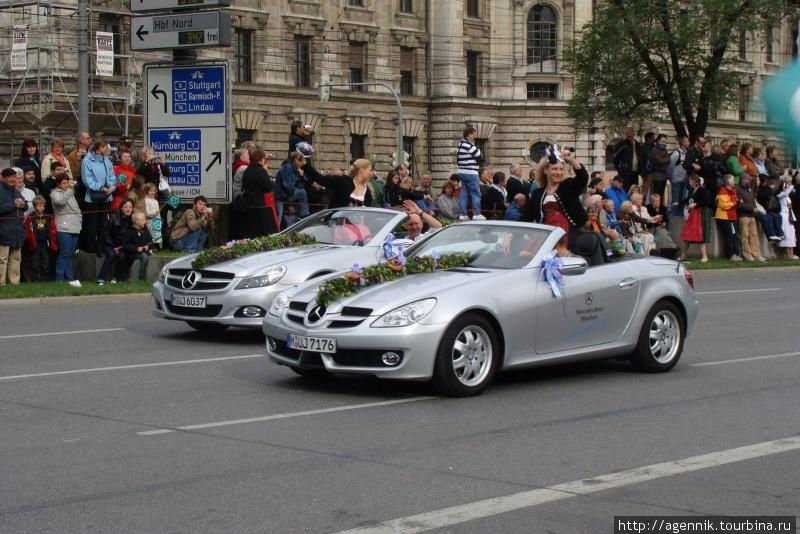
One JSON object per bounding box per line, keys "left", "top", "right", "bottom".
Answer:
{"left": 765, "top": 25, "right": 774, "bottom": 63}
{"left": 295, "top": 36, "right": 311, "bottom": 88}
{"left": 350, "top": 42, "right": 366, "bottom": 91}
{"left": 236, "top": 129, "right": 256, "bottom": 147}
{"left": 400, "top": 47, "right": 414, "bottom": 96}
{"left": 738, "top": 28, "right": 747, "bottom": 60}
{"left": 350, "top": 134, "right": 366, "bottom": 161}
{"left": 475, "top": 138, "right": 487, "bottom": 164}
{"left": 403, "top": 136, "right": 415, "bottom": 173}
{"left": 527, "top": 83, "right": 558, "bottom": 100}
{"left": 738, "top": 84, "right": 749, "bottom": 121}
{"left": 527, "top": 5, "right": 558, "bottom": 72}
{"left": 349, "top": 0, "right": 364, "bottom": 6}
{"left": 466, "top": 51, "right": 479, "bottom": 98}
{"left": 530, "top": 141, "right": 549, "bottom": 163}
{"left": 234, "top": 29, "right": 253, "bottom": 83}
{"left": 399, "top": 0, "right": 413, "bottom": 13}
{"left": 465, "top": 0, "right": 479, "bottom": 18}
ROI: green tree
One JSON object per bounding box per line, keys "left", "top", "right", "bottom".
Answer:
{"left": 564, "top": 0, "right": 792, "bottom": 140}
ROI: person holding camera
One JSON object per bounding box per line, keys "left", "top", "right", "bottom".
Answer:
{"left": 50, "top": 172, "right": 83, "bottom": 286}
{"left": 288, "top": 120, "right": 312, "bottom": 159}
{"left": 81, "top": 140, "right": 115, "bottom": 254}
{"left": 170, "top": 195, "right": 215, "bottom": 253}
{"left": 119, "top": 212, "right": 152, "bottom": 281}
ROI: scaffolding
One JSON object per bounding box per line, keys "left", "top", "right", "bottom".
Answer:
{"left": 0, "top": 0, "right": 163, "bottom": 158}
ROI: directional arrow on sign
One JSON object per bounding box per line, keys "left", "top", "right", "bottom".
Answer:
{"left": 205, "top": 152, "right": 222, "bottom": 172}
{"left": 135, "top": 25, "right": 149, "bottom": 42}
{"left": 150, "top": 84, "right": 167, "bottom": 114}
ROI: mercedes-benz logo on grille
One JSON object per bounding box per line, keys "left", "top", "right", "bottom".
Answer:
{"left": 182, "top": 271, "right": 201, "bottom": 290}
{"left": 306, "top": 305, "right": 326, "bottom": 324}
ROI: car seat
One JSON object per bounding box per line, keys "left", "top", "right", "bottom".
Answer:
{"left": 573, "top": 232, "right": 609, "bottom": 267}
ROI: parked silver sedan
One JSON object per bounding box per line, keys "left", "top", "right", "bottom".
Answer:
{"left": 263, "top": 222, "right": 699, "bottom": 396}
{"left": 153, "top": 208, "right": 409, "bottom": 331}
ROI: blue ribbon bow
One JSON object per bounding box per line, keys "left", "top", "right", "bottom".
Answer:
{"left": 383, "top": 233, "right": 399, "bottom": 260}
{"left": 542, "top": 251, "right": 564, "bottom": 299}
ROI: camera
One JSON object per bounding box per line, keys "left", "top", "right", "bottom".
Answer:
{"left": 563, "top": 146, "right": 576, "bottom": 154}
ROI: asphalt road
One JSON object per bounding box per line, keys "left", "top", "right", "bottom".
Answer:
{"left": 1, "top": 269, "right": 798, "bottom": 534}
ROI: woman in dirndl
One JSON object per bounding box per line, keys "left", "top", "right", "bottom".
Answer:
{"left": 677, "top": 174, "right": 713, "bottom": 262}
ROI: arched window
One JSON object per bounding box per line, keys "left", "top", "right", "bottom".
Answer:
{"left": 527, "top": 5, "right": 557, "bottom": 73}
{"left": 530, "top": 141, "right": 549, "bottom": 163}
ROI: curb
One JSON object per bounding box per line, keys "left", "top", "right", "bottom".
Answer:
{"left": 692, "top": 266, "right": 800, "bottom": 276}
{"left": 0, "top": 292, "right": 152, "bottom": 308}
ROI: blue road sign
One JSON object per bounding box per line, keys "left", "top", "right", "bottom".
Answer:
{"left": 172, "top": 66, "right": 224, "bottom": 115}
{"left": 149, "top": 129, "right": 202, "bottom": 187}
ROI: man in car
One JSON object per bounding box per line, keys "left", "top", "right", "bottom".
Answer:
{"left": 402, "top": 199, "right": 441, "bottom": 241}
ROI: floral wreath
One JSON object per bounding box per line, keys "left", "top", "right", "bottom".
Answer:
{"left": 191, "top": 232, "right": 316, "bottom": 270}
{"left": 316, "top": 251, "right": 470, "bottom": 308}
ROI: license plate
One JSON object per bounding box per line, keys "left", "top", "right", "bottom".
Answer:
{"left": 286, "top": 333, "right": 337, "bottom": 354}
{"left": 171, "top": 294, "right": 206, "bottom": 308}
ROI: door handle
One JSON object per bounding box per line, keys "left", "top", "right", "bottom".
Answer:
{"left": 619, "top": 278, "right": 636, "bottom": 289}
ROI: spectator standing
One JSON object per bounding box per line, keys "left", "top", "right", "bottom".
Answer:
{"left": 735, "top": 175, "right": 766, "bottom": 262}
{"left": 506, "top": 163, "right": 527, "bottom": 201}
{"left": 715, "top": 175, "right": 743, "bottom": 261}
{"left": 367, "top": 170, "right": 385, "bottom": 208}
{"left": 136, "top": 146, "right": 173, "bottom": 221}
{"left": 143, "top": 183, "right": 162, "bottom": 247}
{"left": 383, "top": 171, "right": 403, "bottom": 208}
{"left": 504, "top": 194, "right": 526, "bottom": 221}
{"left": 640, "top": 132, "right": 656, "bottom": 199}
{"left": 274, "top": 151, "right": 310, "bottom": 226}
{"left": 288, "top": 120, "right": 310, "bottom": 158}
{"left": 171, "top": 196, "right": 214, "bottom": 252}
{"left": 725, "top": 144, "right": 746, "bottom": 185}
{"left": 649, "top": 134, "right": 670, "bottom": 200}
{"left": 436, "top": 182, "right": 460, "bottom": 221}
{"left": 738, "top": 143, "right": 758, "bottom": 182}
{"left": 24, "top": 195, "right": 57, "bottom": 282}
{"left": 613, "top": 127, "right": 641, "bottom": 191}
{"left": 241, "top": 150, "right": 278, "bottom": 237}
{"left": 677, "top": 174, "right": 712, "bottom": 262}
{"left": 41, "top": 138, "right": 72, "bottom": 186}
{"left": 67, "top": 131, "right": 91, "bottom": 184}
{"left": 752, "top": 147, "right": 768, "bottom": 181}
{"left": 791, "top": 174, "right": 800, "bottom": 257}
{"left": 81, "top": 140, "right": 115, "bottom": 254}
{"left": 97, "top": 199, "right": 133, "bottom": 284}
{"left": 14, "top": 168, "right": 35, "bottom": 216}
{"left": 668, "top": 136, "right": 690, "bottom": 211}
{"left": 50, "top": 173, "right": 82, "bottom": 286}
{"left": 22, "top": 167, "right": 38, "bottom": 193}
{"left": 119, "top": 212, "right": 152, "bottom": 281}
{"left": 705, "top": 144, "right": 726, "bottom": 198}
{"left": 0, "top": 168, "right": 27, "bottom": 285}
{"left": 605, "top": 175, "right": 629, "bottom": 214}
{"left": 482, "top": 171, "right": 507, "bottom": 219}
{"left": 764, "top": 146, "right": 784, "bottom": 180}
{"left": 415, "top": 172, "right": 437, "bottom": 212}
{"left": 14, "top": 138, "right": 42, "bottom": 190}
{"left": 777, "top": 178, "right": 797, "bottom": 259}
{"left": 127, "top": 176, "right": 147, "bottom": 215}
{"left": 456, "top": 126, "right": 485, "bottom": 221}
{"left": 112, "top": 150, "right": 136, "bottom": 211}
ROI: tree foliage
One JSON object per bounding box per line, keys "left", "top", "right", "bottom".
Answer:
{"left": 564, "top": 0, "right": 792, "bottom": 139}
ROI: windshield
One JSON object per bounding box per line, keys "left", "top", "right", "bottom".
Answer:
{"left": 408, "top": 224, "right": 551, "bottom": 269}
{"left": 285, "top": 209, "right": 397, "bottom": 246}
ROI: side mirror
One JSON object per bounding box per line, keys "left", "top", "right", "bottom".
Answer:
{"left": 560, "top": 256, "right": 588, "bottom": 276}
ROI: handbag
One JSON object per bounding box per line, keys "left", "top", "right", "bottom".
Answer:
{"left": 158, "top": 175, "right": 171, "bottom": 193}
{"left": 89, "top": 189, "right": 108, "bottom": 203}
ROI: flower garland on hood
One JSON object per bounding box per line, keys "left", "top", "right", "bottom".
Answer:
{"left": 315, "top": 252, "right": 471, "bottom": 308}
{"left": 191, "top": 232, "right": 316, "bottom": 270}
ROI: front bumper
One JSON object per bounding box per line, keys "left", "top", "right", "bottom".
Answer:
{"left": 262, "top": 315, "right": 447, "bottom": 380}
{"left": 152, "top": 280, "right": 290, "bottom": 328}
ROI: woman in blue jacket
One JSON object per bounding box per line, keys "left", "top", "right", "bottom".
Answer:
{"left": 81, "top": 140, "right": 115, "bottom": 254}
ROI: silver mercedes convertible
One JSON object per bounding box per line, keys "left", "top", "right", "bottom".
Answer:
{"left": 262, "top": 221, "right": 699, "bottom": 396}
{"left": 152, "top": 208, "right": 410, "bottom": 331}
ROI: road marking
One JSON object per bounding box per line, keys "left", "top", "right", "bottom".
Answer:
{"left": 692, "top": 351, "right": 800, "bottom": 367}
{"left": 0, "top": 354, "right": 265, "bottom": 381}
{"left": 694, "top": 288, "right": 780, "bottom": 295}
{"left": 0, "top": 327, "right": 125, "bottom": 340}
{"left": 335, "top": 435, "right": 800, "bottom": 534}
{"left": 137, "top": 396, "right": 437, "bottom": 436}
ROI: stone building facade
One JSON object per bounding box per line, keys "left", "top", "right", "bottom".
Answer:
{"left": 0, "top": 0, "right": 796, "bottom": 178}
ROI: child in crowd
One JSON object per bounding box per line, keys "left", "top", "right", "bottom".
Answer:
{"left": 119, "top": 212, "right": 152, "bottom": 281}
{"left": 23, "top": 195, "right": 57, "bottom": 281}
{"left": 143, "top": 182, "right": 162, "bottom": 247}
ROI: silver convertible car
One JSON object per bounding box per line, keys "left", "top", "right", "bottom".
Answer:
{"left": 262, "top": 222, "right": 699, "bottom": 396}
{"left": 152, "top": 208, "right": 411, "bottom": 331}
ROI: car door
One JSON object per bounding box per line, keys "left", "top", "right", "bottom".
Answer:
{"left": 535, "top": 262, "right": 639, "bottom": 354}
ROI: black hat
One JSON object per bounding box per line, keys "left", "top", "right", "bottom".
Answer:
{"left": 1, "top": 168, "right": 16, "bottom": 177}
{"left": 612, "top": 174, "right": 624, "bottom": 182}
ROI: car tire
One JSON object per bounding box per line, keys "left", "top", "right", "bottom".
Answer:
{"left": 289, "top": 366, "right": 330, "bottom": 379}
{"left": 630, "top": 300, "right": 684, "bottom": 373}
{"left": 432, "top": 313, "right": 500, "bottom": 397}
{"left": 186, "top": 321, "right": 229, "bottom": 333}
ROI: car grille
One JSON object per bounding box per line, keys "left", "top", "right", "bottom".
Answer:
{"left": 165, "top": 303, "right": 223, "bottom": 317}
{"left": 285, "top": 301, "right": 373, "bottom": 328}
{"left": 165, "top": 268, "right": 235, "bottom": 291}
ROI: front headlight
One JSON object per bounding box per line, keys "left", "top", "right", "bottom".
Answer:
{"left": 158, "top": 266, "right": 168, "bottom": 283}
{"left": 371, "top": 299, "right": 437, "bottom": 328}
{"left": 235, "top": 265, "right": 286, "bottom": 290}
{"left": 269, "top": 290, "right": 292, "bottom": 316}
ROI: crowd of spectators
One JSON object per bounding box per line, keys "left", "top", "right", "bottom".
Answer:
{"left": 2, "top": 126, "right": 799, "bottom": 286}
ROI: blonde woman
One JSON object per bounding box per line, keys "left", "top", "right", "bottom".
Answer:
{"left": 305, "top": 158, "right": 373, "bottom": 208}
{"left": 41, "top": 138, "right": 73, "bottom": 182}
